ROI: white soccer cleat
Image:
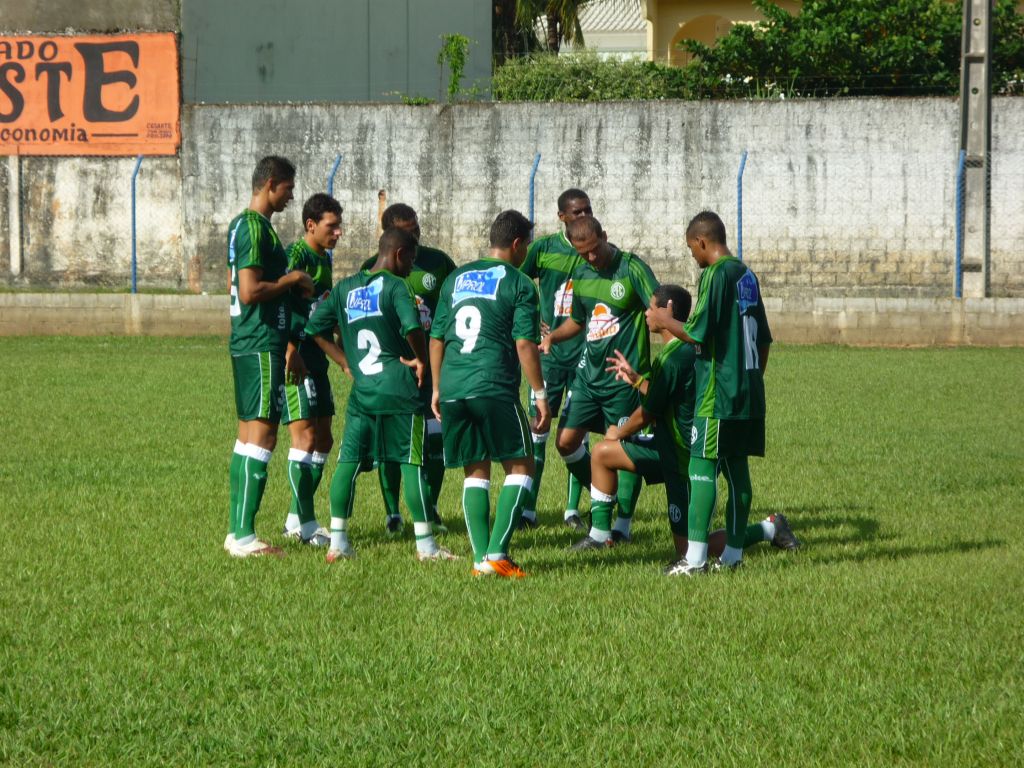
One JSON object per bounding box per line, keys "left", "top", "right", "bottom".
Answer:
{"left": 417, "top": 546, "right": 460, "bottom": 562}
{"left": 223, "top": 533, "right": 236, "bottom": 552}
{"left": 229, "top": 538, "right": 285, "bottom": 558}
{"left": 326, "top": 541, "right": 357, "bottom": 563}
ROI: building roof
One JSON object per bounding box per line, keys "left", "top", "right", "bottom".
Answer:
{"left": 579, "top": 0, "right": 645, "bottom": 32}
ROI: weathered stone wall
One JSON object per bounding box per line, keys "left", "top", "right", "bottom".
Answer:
{"left": 3, "top": 98, "right": 1023, "bottom": 300}
{"left": 0, "top": 2, "right": 181, "bottom": 32}
{"left": 3, "top": 294, "right": 1022, "bottom": 346}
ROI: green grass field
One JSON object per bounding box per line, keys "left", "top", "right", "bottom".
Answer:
{"left": 1, "top": 338, "right": 1022, "bottom": 766}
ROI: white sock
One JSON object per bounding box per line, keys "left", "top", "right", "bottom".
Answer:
{"left": 414, "top": 522, "right": 438, "bottom": 555}
{"left": 589, "top": 527, "right": 611, "bottom": 543}
{"left": 686, "top": 540, "right": 708, "bottom": 567}
{"left": 285, "top": 513, "right": 300, "bottom": 532}
{"left": 720, "top": 545, "right": 743, "bottom": 566}
{"left": 244, "top": 443, "right": 273, "bottom": 464}
{"left": 330, "top": 517, "right": 349, "bottom": 550}
{"left": 235, "top": 533, "right": 256, "bottom": 547}
{"left": 759, "top": 518, "right": 776, "bottom": 542}
{"left": 564, "top": 509, "right": 580, "bottom": 520}
{"left": 562, "top": 443, "right": 588, "bottom": 464}
{"left": 311, "top": 451, "right": 329, "bottom": 466}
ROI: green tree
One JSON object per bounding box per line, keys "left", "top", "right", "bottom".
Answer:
{"left": 681, "top": 0, "right": 1024, "bottom": 98}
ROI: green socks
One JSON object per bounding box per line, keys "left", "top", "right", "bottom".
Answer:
{"left": 462, "top": 478, "right": 491, "bottom": 563}
{"left": 235, "top": 444, "right": 272, "bottom": 542}
{"left": 719, "top": 456, "right": 752, "bottom": 559}
{"left": 521, "top": 431, "right": 549, "bottom": 522}
{"left": 487, "top": 474, "right": 532, "bottom": 557}
{"left": 401, "top": 463, "right": 440, "bottom": 555}
{"left": 228, "top": 440, "right": 246, "bottom": 537}
{"left": 378, "top": 461, "right": 402, "bottom": 520}
{"left": 588, "top": 486, "right": 615, "bottom": 542}
{"left": 329, "top": 460, "right": 360, "bottom": 551}
{"left": 286, "top": 449, "right": 315, "bottom": 526}
{"left": 425, "top": 426, "right": 446, "bottom": 522}
{"left": 562, "top": 442, "right": 592, "bottom": 493}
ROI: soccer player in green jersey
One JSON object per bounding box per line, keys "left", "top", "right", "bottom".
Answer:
{"left": 430, "top": 210, "right": 551, "bottom": 578}
{"left": 649, "top": 211, "right": 788, "bottom": 575}
{"left": 226, "top": 156, "right": 315, "bottom": 558}
{"left": 280, "top": 193, "right": 343, "bottom": 546}
{"left": 540, "top": 216, "right": 658, "bottom": 546}
{"left": 306, "top": 227, "right": 456, "bottom": 563}
{"left": 597, "top": 285, "right": 799, "bottom": 566}
{"left": 518, "top": 188, "right": 592, "bottom": 532}
{"left": 360, "top": 204, "right": 456, "bottom": 536}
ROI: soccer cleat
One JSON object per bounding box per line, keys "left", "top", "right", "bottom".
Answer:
{"left": 223, "top": 533, "right": 235, "bottom": 552}
{"left": 518, "top": 512, "right": 539, "bottom": 530}
{"left": 487, "top": 557, "right": 527, "bottom": 578}
{"left": 663, "top": 558, "right": 708, "bottom": 577}
{"left": 385, "top": 515, "right": 404, "bottom": 536}
{"left": 301, "top": 527, "right": 331, "bottom": 547}
{"left": 711, "top": 558, "right": 744, "bottom": 572}
{"left": 564, "top": 513, "right": 587, "bottom": 532}
{"left": 325, "top": 542, "right": 357, "bottom": 563}
{"left": 570, "top": 535, "right": 614, "bottom": 552}
{"left": 417, "top": 546, "right": 460, "bottom": 562}
{"left": 229, "top": 538, "right": 285, "bottom": 559}
{"left": 610, "top": 529, "right": 632, "bottom": 544}
{"left": 770, "top": 513, "right": 801, "bottom": 550}
{"left": 471, "top": 561, "right": 496, "bottom": 577}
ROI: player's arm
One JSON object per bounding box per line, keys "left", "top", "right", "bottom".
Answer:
{"left": 284, "top": 339, "right": 307, "bottom": 384}
{"left": 401, "top": 328, "right": 428, "bottom": 389}
{"left": 429, "top": 337, "right": 445, "bottom": 421}
{"left": 759, "top": 345, "right": 770, "bottom": 375}
{"left": 306, "top": 288, "right": 352, "bottom": 377}
{"left": 605, "top": 405, "right": 653, "bottom": 442}
{"left": 238, "top": 266, "right": 314, "bottom": 305}
{"left": 650, "top": 304, "right": 697, "bottom": 345}
{"left": 516, "top": 339, "right": 550, "bottom": 435}
{"left": 539, "top": 316, "right": 582, "bottom": 354}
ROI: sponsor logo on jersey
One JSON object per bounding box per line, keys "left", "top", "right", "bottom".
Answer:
{"left": 689, "top": 474, "right": 714, "bottom": 483}
{"left": 669, "top": 504, "right": 682, "bottom": 523}
{"left": 691, "top": 426, "right": 697, "bottom": 445}
{"left": 586, "top": 302, "right": 620, "bottom": 342}
{"left": 737, "top": 270, "right": 760, "bottom": 313}
{"left": 610, "top": 281, "right": 626, "bottom": 300}
{"left": 421, "top": 273, "right": 437, "bottom": 291}
{"left": 554, "top": 278, "right": 573, "bottom": 318}
{"left": 309, "top": 289, "right": 331, "bottom": 319}
{"left": 415, "top": 294, "right": 433, "bottom": 331}
{"left": 346, "top": 276, "right": 384, "bottom": 321}
{"left": 452, "top": 266, "right": 505, "bottom": 305}
{"left": 276, "top": 304, "right": 287, "bottom": 330}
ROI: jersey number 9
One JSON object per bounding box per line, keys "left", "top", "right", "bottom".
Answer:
{"left": 455, "top": 305, "right": 482, "bottom": 354}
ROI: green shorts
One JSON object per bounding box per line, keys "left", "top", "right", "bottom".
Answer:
{"left": 690, "top": 416, "right": 766, "bottom": 460}
{"left": 232, "top": 351, "right": 284, "bottom": 423}
{"left": 338, "top": 400, "right": 426, "bottom": 467}
{"left": 621, "top": 437, "right": 690, "bottom": 538}
{"left": 529, "top": 361, "right": 576, "bottom": 419}
{"left": 281, "top": 370, "right": 335, "bottom": 424}
{"left": 439, "top": 396, "right": 531, "bottom": 467}
{"left": 561, "top": 383, "right": 641, "bottom": 434}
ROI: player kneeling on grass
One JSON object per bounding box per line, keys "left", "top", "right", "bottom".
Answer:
{"left": 280, "top": 193, "right": 344, "bottom": 547}
{"left": 595, "top": 285, "right": 798, "bottom": 568}
{"left": 649, "top": 211, "right": 798, "bottom": 576}
{"left": 430, "top": 210, "right": 551, "bottom": 578}
{"left": 306, "top": 227, "right": 456, "bottom": 564}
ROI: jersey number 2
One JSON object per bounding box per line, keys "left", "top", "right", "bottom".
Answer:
{"left": 454, "top": 305, "right": 481, "bottom": 354}
{"left": 357, "top": 329, "right": 383, "bottom": 375}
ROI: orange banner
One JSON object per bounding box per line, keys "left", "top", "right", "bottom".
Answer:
{"left": 0, "top": 33, "right": 179, "bottom": 156}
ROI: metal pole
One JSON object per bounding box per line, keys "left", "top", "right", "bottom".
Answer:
{"left": 955, "top": 149, "right": 967, "bottom": 299}
{"left": 737, "top": 149, "right": 748, "bottom": 261}
{"left": 130, "top": 154, "right": 143, "bottom": 294}
{"left": 528, "top": 152, "right": 541, "bottom": 227}
{"left": 326, "top": 154, "right": 342, "bottom": 197}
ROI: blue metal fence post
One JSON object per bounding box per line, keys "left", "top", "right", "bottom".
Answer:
{"left": 954, "top": 149, "right": 966, "bottom": 299}
{"left": 130, "top": 154, "right": 143, "bottom": 294}
{"left": 326, "top": 154, "right": 342, "bottom": 197}
{"left": 528, "top": 152, "right": 542, "bottom": 228}
{"left": 737, "top": 149, "right": 748, "bottom": 261}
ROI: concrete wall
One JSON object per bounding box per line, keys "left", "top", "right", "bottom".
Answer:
{"left": 2, "top": 98, "right": 1023, "bottom": 300}
{"left": 0, "top": 1, "right": 180, "bottom": 32}
{"left": 4, "top": 293, "right": 1022, "bottom": 346}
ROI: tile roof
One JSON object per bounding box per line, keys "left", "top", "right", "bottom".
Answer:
{"left": 578, "top": 0, "right": 646, "bottom": 32}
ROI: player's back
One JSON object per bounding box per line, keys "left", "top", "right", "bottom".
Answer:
{"left": 433, "top": 258, "right": 540, "bottom": 402}
{"left": 309, "top": 269, "right": 422, "bottom": 415}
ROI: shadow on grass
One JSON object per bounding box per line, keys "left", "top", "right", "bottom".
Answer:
{"left": 812, "top": 537, "right": 1005, "bottom": 566}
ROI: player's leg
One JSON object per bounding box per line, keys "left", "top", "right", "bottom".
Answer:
{"left": 378, "top": 462, "right": 404, "bottom": 534}
{"left": 572, "top": 437, "right": 635, "bottom": 549}
{"left": 230, "top": 351, "right": 284, "bottom": 558}
{"left": 557, "top": 389, "right": 603, "bottom": 528}
{"left": 717, "top": 455, "right": 752, "bottom": 568}
{"left": 326, "top": 401, "right": 371, "bottom": 561}
{"left": 311, "top": 414, "right": 334, "bottom": 505}
{"left": 604, "top": 392, "right": 643, "bottom": 543}
{"left": 284, "top": 417, "right": 319, "bottom": 539}
{"left": 227, "top": 420, "right": 247, "bottom": 551}
{"left": 424, "top": 418, "right": 447, "bottom": 532}
{"left": 668, "top": 415, "right": 720, "bottom": 574}
{"left": 481, "top": 397, "right": 534, "bottom": 576}
{"left": 439, "top": 399, "right": 489, "bottom": 572}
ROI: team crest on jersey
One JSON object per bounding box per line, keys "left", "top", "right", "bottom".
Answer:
{"left": 737, "top": 270, "right": 760, "bottom": 313}
{"left": 346, "top": 277, "right": 384, "bottom": 321}
{"left": 421, "top": 273, "right": 437, "bottom": 291}
{"left": 586, "top": 302, "right": 620, "bottom": 342}
{"left": 554, "top": 279, "right": 573, "bottom": 318}
{"left": 415, "top": 294, "right": 433, "bottom": 330}
{"left": 452, "top": 266, "right": 505, "bottom": 305}
{"left": 610, "top": 281, "right": 626, "bottom": 300}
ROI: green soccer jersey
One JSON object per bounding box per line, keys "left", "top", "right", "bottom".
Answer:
{"left": 685, "top": 255, "right": 773, "bottom": 420}
{"left": 569, "top": 248, "right": 659, "bottom": 398}
{"left": 227, "top": 210, "right": 290, "bottom": 356}
{"left": 361, "top": 245, "right": 457, "bottom": 333}
{"left": 287, "top": 239, "right": 333, "bottom": 376}
{"left": 306, "top": 269, "right": 422, "bottom": 415}
{"left": 641, "top": 338, "right": 697, "bottom": 473}
{"left": 431, "top": 257, "right": 541, "bottom": 402}
{"left": 520, "top": 231, "right": 584, "bottom": 369}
